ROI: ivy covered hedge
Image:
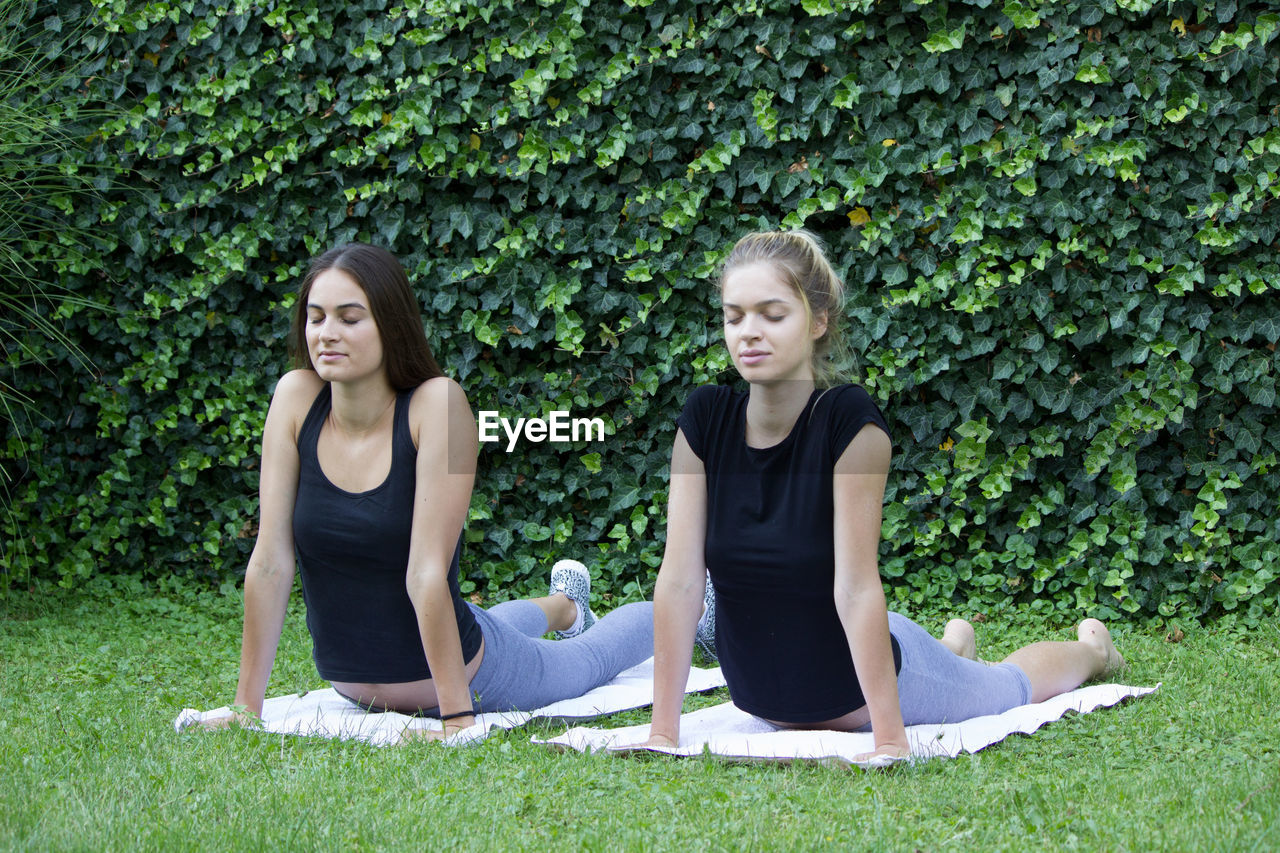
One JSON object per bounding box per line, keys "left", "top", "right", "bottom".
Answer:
{"left": 4, "top": 0, "right": 1278, "bottom": 624}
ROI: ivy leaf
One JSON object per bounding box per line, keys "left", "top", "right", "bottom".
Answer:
{"left": 521, "top": 522, "right": 552, "bottom": 542}
{"left": 1007, "top": 393, "right": 1035, "bottom": 422}
{"left": 1251, "top": 315, "right": 1280, "bottom": 343}
{"left": 489, "top": 526, "right": 514, "bottom": 551}
{"left": 1225, "top": 421, "right": 1262, "bottom": 456}
{"left": 1245, "top": 379, "right": 1277, "bottom": 409}
{"left": 1026, "top": 375, "right": 1069, "bottom": 414}
{"left": 607, "top": 473, "right": 641, "bottom": 512}
{"left": 1070, "top": 387, "right": 1097, "bottom": 422}
{"left": 1208, "top": 343, "right": 1243, "bottom": 374}
{"left": 740, "top": 159, "right": 775, "bottom": 192}
{"left": 922, "top": 24, "right": 966, "bottom": 54}
{"left": 881, "top": 262, "right": 908, "bottom": 286}
{"left": 1003, "top": 1, "right": 1040, "bottom": 28}
{"left": 953, "top": 384, "right": 978, "bottom": 421}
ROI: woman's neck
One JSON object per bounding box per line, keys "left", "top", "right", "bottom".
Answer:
{"left": 744, "top": 377, "right": 816, "bottom": 447}
{"left": 327, "top": 375, "right": 397, "bottom": 435}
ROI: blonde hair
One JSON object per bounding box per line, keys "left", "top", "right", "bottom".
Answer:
{"left": 720, "top": 229, "right": 852, "bottom": 388}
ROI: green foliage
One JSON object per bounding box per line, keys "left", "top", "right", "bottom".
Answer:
{"left": 2, "top": 0, "right": 1278, "bottom": 625}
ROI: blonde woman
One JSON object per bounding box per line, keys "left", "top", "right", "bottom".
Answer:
{"left": 644, "top": 231, "right": 1123, "bottom": 761}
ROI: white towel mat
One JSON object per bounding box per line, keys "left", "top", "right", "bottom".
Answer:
{"left": 538, "top": 682, "right": 1159, "bottom": 767}
{"left": 173, "top": 658, "right": 726, "bottom": 747}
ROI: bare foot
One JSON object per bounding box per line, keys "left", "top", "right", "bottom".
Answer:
{"left": 940, "top": 618, "right": 978, "bottom": 661}
{"left": 1078, "top": 618, "right": 1126, "bottom": 676}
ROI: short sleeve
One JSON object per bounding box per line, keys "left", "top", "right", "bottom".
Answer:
{"left": 675, "top": 385, "right": 724, "bottom": 461}
{"left": 822, "top": 384, "right": 891, "bottom": 460}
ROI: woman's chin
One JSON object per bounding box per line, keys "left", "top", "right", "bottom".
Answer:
{"left": 736, "top": 367, "right": 811, "bottom": 387}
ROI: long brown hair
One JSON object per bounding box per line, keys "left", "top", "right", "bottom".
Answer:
{"left": 289, "top": 243, "right": 444, "bottom": 390}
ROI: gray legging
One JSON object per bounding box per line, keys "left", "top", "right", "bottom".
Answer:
{"left": 888, "top": 611, "right": 1032, "bottom": 725}
{"left": 465, "top": 600, "right": 654, "bottom": 713}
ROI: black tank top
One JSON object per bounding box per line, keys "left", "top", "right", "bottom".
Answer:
{"left": 292, "top": 383, "right": 482, "bottom": 682}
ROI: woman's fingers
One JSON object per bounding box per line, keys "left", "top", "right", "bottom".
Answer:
{"left": 399, "top": 726, "right": 448, "bottom": 744}
{"left": 399, "top": 720, "right": 488, "bottom": 746}
{"left": 851, "top": 744, "right": 911, "bottom": 767}
{"left": 193, "top": 713, "right": 234, "bottom": 730}
{"left": 608, "top": 734, "right": 679, "bottom": 754}
{"left": 193, "top": 708, "right": 260, "bottom": 730}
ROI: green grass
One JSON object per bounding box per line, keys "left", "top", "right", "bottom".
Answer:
{"left": 1, "top": 577, "right": 1277, "bottom": 851}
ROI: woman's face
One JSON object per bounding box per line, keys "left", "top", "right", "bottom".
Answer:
{"left": 721, "top": 261, "right": 826, "bottom": 386}
{"left": 305, "top": 268, "right": 385, "bottom": 384}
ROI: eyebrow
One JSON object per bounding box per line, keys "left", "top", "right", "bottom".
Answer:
{"left": 721, "top": 298, "right": 790, "bottom": 310}
{"left": 307, "top": 301, "right": 369, "bottom": 311}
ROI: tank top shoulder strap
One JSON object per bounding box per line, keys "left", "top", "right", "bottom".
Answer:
{"left": 392, "top": 385, "right": 417, "bottom": 460}
{"left": 296, "top": 382, "right": 333, "bottom": 463}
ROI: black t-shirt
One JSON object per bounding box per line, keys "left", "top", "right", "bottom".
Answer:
{"left": 677, "top": 384, "right": 900, "bottom": 723}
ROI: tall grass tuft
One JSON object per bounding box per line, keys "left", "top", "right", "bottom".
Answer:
{"left": 0, "top": 0, "right": 110, "bottom": 582}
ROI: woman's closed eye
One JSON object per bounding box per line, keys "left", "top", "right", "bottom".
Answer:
{"left": 308, "top": 313, "right": 363, "bottom": 325}
{"left": 724, "top": 312, "right": 787, "bottom": 324}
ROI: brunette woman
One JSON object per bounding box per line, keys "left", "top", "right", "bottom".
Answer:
{"left": 202, "top": 243, "right": 653, "bottom": 738}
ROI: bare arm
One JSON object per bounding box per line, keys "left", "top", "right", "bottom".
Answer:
{"left": 404, "top": 377, "right": 478, "bottom": 735}
{"left": 206, "top": 371, "right": 315, "bottom": 725}
{"left": 645, "top": 429, "right": 708, "bottom": 748}
{"left": 831, "top": 424, "right": 908, "bottom": 759}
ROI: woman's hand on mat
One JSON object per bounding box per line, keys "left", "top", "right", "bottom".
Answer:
{"left": 195, "top": 707, "right": 259, "bottom": 730}
{"left": 610, "top": 732, "right": 679, "bottom": 753}
{"left": 400, "top": 716, "right": 481, "bottom": 746}
{"left": 852, "top": 742, "right": 911, "bottom": 767}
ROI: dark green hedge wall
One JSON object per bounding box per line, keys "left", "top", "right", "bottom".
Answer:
{"left": 4, "top": 0, "right": 1278, "bottom": 624}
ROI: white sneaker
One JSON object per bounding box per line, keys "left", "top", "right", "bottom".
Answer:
{"left": 694, "top": 574, "right": 716, "bottom": 662}
{"left": 549, "top": 559, "right": 598, "bottom": 639}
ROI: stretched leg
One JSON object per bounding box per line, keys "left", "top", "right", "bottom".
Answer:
{"left": 483, "top": 559, "right": 592, "bottom": 638}
{"left": 466, "top": 559, "right": 654, "bottom": 712}
{"left": 1001, "top": 618, "right": 1125, "bottom": 703}
{"left": 466, "top": 601, "right": 654, "bottom": 713}
{"left": 891, "top": 612, "right": 1034, "bottom": 725}
{"left": 486, "top": 596, "right": 573, "bottom": 638}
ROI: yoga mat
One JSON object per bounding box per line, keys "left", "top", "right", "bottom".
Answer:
{"left": 538, "top": 682, "right": 1159, "bottom": 767}
{"left": 174, "top": 658, "right": 726, "bottom": 747}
